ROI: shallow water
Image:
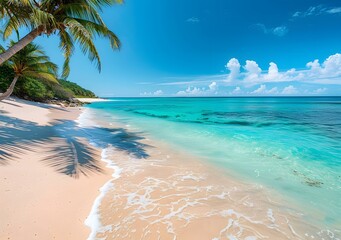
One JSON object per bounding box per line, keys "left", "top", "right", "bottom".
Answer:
{"left": 83, "top": 97, "right": 341, "bottom": 239}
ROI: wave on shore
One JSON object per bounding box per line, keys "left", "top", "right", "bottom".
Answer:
{"left": 77, "top": 106, "right": 340, "bottom": 240}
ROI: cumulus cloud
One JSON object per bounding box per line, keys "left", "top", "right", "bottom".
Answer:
{"left": 251, "top": 84, "right": 267, "bottom": 94}
{"left": 231, "top": 86, "right": 242, "bottom": 94}
{"left": 244, "top": 60, "right": 262, "bottom": 83}
{"left": 265, "top": 62, "right": 280, "bottom": 80}
{"left": 140, "top": 90, "right": 164, "bottom": 96}
{"left": 268, "top": 87, "right": 279, "bottom": 94}
{"left": 313, "top": 88, "right": 327, "bottom": 94}
{"left": 176, "top": 82, "right": 218, "bottom": 96}
{"left": 304, "top": 53, "right": 341, "bottom": 83}
{"left": 226, "top": 58, "right": 241, "bottom": 81}
{"left": 163, "top": 53, "right": 339, "bottom": 97}
{"left": 153, "top": 90, "right": 163, "bottom": 96}
{"left": 209, "top": 81, "right": 217, "bottom": 91}
{"left": 248, "top": 84, "right": 304, "bottom": 95}
{"left": 225, "top": 53, "right": 341, "bottom": 86}
{"left": 176, "top": 87, "right": 203, "bottom": 96}
{"left": 282, "top": 85, "right": 298, "bottom": 95}
{"left": 251, "top": 85, "right": 279, "bottom": 95}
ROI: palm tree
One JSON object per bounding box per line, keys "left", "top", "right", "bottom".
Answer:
{"left": 0, "top": 41, "right": 58, "bottom": 101}
{"left": 0, "top": 0, "right": 122, "bottom": 77}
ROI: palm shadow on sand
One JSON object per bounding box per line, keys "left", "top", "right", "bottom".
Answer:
{"left": 0, "top": 113, "right": 150, "bottom": 178}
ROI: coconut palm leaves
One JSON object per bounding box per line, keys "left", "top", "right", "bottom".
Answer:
{"left": 0, "top": 41, "right": 58, "bottom": 100}
{"left": 0, "top": 0, "right": 122, "bottom": 77}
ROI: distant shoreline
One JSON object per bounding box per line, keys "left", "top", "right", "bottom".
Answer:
{"left": 97, "top": 95, "right": 341, "bottom": 99}
{"left": 76, "top": 98, "right": 112, "bottom": 103}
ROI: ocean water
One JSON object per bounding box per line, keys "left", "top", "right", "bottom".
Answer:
{"left": 84, "top": 97, "right": 341, "bottom": 239}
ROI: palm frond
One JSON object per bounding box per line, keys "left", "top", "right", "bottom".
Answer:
{"left": 65, "top": 18, "right": 102, "bottom": 72}
{"left": 0, "top": 0, "right": 122, "bottom": 77}
{"left": 6, "top": 41, "right": 59, "bottom": 83}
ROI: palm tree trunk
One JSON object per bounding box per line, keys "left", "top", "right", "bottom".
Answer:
{"left": 0, "top": 27, "right": 44, "bottom": 65}
{"left": 0, "top": 76, "right": 19, "bottom": 101}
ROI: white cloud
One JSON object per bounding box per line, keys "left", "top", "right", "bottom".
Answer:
{"left": 268, "top": 87, "right": 279, "bottom": 94}
{"left": 305, "top": 53, "right": 341, "bottom": 83}
{"left": 176, "top": 87, "right": 203, "bottom": 96}
{"left": 250, "top": 85, "right": 300, "bottom": 95}
{"left": 272, "top": 26, "right": 288, "bottom": 37}
{"left": 293, "top": 5, "right": 341, "bottom": 18}
{"left": 140, "top": 92, "right": 150, "bottom": 96}
{"left": 153, "top": 90, "right": 163, "bottom": 96}
{"left": 244, "top": 60, "right": 262, "bottom": 83}
{"left": 209, "top": 81, "right": 217, "bottom": 91}
{"left": 282, "top": 85, "right": 298, "bottom": 95}
{"left": 224, "top": 53, "right": 341, "bottom": 86}
{"left": 176, "top": 82, "right": 218, "bottom": 96}
{"left": 231, "top": 86, "right": 242, "bottom": 94}
{"left": 313, "top": 87, "right": 327, "bottom": 94}
{"left": 140, "top": 90, "right": 164, "bottom": 96}
{"left": 293, "top": 6, "right": 320, "bottom": 18}
{"left": 254, "top": 24, "right": 289, "bottom": 37}
{"left": 251, "top": 85, "right": 279, "bottom": 95}
{"left": 162, "top": 53, "right": 340, "bottom": 97}
{"left": 245, "top": 60, "right": 262, "bottom": 74}
{"left": 266, "top": 62, "right": 280, "bottom": 80}
{"left": 186, "top": 17, "right": 200, "bottom": 23}
{"left": 226, "top": 58, "right": 241, "bottom": 81}
{"left": 251, "top": 84, "right": 267, "bottom": 94}
{"left": 306, "top": 59, "right": 321, "bottom": 72}
{"left": 327, "top": 7, "right": 341, "bottom": 14}
{"left": 322, "top": 53, "right": 341, "bottom": 75}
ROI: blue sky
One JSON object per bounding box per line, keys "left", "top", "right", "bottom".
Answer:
{"left": 7, "top": 1, "right": 341, "bottom": 96}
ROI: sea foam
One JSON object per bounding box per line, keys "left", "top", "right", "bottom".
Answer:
{"left": 85, "top": 148, "right": 122, "bottom": 240}
{"left": 76, "top": 109, "right": 123, "bottom": 240}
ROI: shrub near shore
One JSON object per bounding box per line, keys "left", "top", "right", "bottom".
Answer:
{"left": 0, "top": 65, "right": 96, "bottom": 104}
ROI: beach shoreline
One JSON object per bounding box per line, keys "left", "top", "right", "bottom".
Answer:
{"left": 1, "top": 98, "right": 340, "bottom": 240}
{"left": 76, "top": 98, "right": 112, "bottom": 103}
{"left": 79, "top": 105, "right": 340, "bottom": 240}
{"left": 0, "top": 98, "right": 112, "bottom": 240}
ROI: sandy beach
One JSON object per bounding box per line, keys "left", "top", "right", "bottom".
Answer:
{"left": 76, "top": 98, "right": 111, "bottom": 103}
{"left": 0, "top": 98, "right": 339, "bottom": 240}
{"left": 0, "top": 99, "right": 111, "bottom": 240}
{"left": 1, "top": 1, "right": 340, "bottom": 239}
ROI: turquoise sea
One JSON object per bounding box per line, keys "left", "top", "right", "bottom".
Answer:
{"left": 87, "top": 97, "right": 341, "bottom": 236}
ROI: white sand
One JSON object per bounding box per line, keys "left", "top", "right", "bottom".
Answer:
{"left": 76, "top": 98, "right": 111, "bottom": 103}
{"left": 0, "top": 98, "right": 111, "bottom": 240}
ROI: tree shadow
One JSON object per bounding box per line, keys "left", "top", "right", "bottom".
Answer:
{"left": 2, "top": 98, "right": 69, "bottom": 111}
{"left": 0, "top": 110, "right": 9, "bottom": 114}
{"left": 42, "top": 137, "right": 103, "bottom": 178}
{"left": 1, "top": 100, "right": 23, "bottom": 108}
{"left": 34, "top": 103, "right": 69, "bottom": 112}
{"left": 0, "top": 114, "right": 150, "bottom": 178}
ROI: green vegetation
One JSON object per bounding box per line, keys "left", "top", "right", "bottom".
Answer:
{"left": 0, "top": 0, "right": 122, "bottom": 102}
{"left": 0, "top": 41, "right": 58, "bottom": 101}
{"left": 0, "top": 65, "right": 96, "bottom": 102}
{"left": 59, "top": 80, "right": 96, "bottom": 98}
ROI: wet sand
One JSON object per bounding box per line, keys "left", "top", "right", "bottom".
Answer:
{"left": 79, "top": 109, "right": 336, "bottom": 240}
{"left": 0, "top": 99, "right": 339, "bottom": 240}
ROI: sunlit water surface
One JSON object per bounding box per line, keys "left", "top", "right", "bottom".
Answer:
{"left": 84, "top": 97, "right": 341, "bottom": 239}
